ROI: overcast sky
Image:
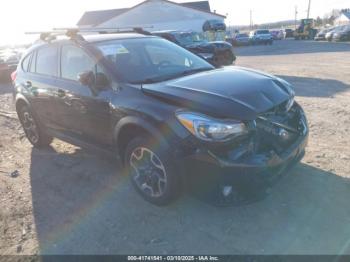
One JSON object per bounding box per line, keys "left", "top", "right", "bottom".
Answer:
{"left": 1, "top": 0, "right": 348, "bottom": 45}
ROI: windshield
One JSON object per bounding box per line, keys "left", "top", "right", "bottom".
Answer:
{"left": 94, "top": 37, "right": 214, "bottom": 84}
{"left": 173, "top": 32, "right": 206, "bottom": 46}
{"left": 257, "top": 30, "right": 270, "bottom": 34}
{"left": 237, "top": 34, "right": 248, "bottom": 37}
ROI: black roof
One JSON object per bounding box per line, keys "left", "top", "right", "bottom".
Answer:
{"left": 77, "top": 1, "right": 212, "bottom": 27}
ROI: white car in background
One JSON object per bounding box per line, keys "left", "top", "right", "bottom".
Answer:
{"left": 249, "top": 30, "right": 273, "bottom": 45}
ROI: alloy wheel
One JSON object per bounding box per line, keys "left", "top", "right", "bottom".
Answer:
{"left": 129, "top": 147, "right": 167, "bottom": 198}
{"left": 20, "top": 110, "right": 39, "bottom": 144}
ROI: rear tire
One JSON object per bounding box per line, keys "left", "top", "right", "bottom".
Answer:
{"left": 125, "top": 136, "right": 180, "bottom": 205}
{"left": 17, "top": 105, "right": 53, "bottom": 148}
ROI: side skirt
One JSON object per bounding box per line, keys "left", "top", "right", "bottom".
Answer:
{"left": 46, "top": 128, "right": 118, "bottom": 160}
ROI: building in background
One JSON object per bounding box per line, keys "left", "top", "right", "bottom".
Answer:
{"left": 334, "top": 9, "right": 350, "bottom": 26}
{"left": 77, "top": 0, "right": 225, "bottom": 32}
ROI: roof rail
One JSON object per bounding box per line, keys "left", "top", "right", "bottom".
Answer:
{"left": 53, "top": 26, "right": 153, "bottom": 35}
{"left": 25, "top": 26, "right": 153, "bottom": 42}
{"left": 25, "top": 29, "right": 84, "bottom": 42}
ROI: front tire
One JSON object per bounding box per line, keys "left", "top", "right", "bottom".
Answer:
{"left": 17, "top": 105, "right": 53, "bottom": 148}
{"left": 125, "top": 136, "right": 180, "bottom": 205}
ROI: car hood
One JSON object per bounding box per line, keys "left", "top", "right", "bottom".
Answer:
{"left": 142, "top": 67, "right": 294, "bottom": 120}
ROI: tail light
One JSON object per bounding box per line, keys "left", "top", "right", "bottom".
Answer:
{"left": 11, "top": 71, "right": 17, "bottom": 82}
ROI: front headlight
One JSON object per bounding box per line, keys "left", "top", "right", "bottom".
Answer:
{"left": 176, "top": 112, "right": 248, "bottom": 142}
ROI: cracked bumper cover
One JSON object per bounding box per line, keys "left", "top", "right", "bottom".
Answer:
{"left": 184, "top": 128, "right": 308, "bottom": 189}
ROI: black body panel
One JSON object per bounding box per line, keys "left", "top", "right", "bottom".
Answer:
{"left": 13, "top": 33, "right": 308, "bottom": 204}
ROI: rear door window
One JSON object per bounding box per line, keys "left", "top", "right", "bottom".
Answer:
{"left": 21, "top": 53, "right": 31, "bottom": 72}
{"left": 29, "top": 52, "right": 36, "bottom": 73}
{"left": 36, "top": 46, "right": 58, "bottom": 76}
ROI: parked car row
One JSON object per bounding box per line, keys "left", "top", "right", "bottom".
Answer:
{"left": 227, "top": 29, "right": 274, "bottom": 46}
{"left": 314, "top": 27, "right": 334, "bottom": 41}
{"left": 315, "top": 25, "right": 350, "bottom": 42}
{"left": 0, "top": 49, "right": 21, "bottom": 82}
{"left": 326, "top": 25, "right": 350, "bottom": 42}
{"left": 227, "top": 24, "right": 350, "bottom": 47}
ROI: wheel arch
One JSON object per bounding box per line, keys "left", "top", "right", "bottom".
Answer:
{"left": 15, "top": 94, "right": 30, "bottom": 112}
{"left": 114, "top": 116, "right": 170, "bottom": 161}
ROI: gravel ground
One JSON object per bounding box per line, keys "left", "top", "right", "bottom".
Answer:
{"left": 0, "top": 39, "right": 350, "bottom": 255}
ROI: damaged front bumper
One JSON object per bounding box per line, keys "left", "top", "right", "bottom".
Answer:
{"left": 183, "top": 105, "right": 309, "bottom": 205}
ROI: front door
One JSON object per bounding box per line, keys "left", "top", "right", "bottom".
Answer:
{"left": 54, "top": 44, "right": 113, "bottom": 146}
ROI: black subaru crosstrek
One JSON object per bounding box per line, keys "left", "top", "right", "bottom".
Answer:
{"left": 13, "top": 30, "right": 308, "bottom": 205}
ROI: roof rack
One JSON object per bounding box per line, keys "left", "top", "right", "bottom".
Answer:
{"left": 54, "top": 26, "right": 153, "bottom": 33}
{"left": 25, "top": 26, "right": 153, "bottom": 42}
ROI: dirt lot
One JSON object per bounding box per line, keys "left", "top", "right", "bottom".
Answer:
{"left": 1, "top": 39, "right": 350, "bottom": 255}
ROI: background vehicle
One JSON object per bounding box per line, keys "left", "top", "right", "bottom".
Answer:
{"left": 325, "top": 25, "right": 346, "bottom": 41}
{"left": 270, "top": 30, "right": 284, "bottom": 40}
{"left": 294, "top": 19, "right": 318, "bottom": 40}
{"left": 332, "top": 25, "right": 350, "bottom": 42}
{"left": 284, "top": 28, "right": 294, "bottom": 38}
{"left": 13, "top": 29, "right": 308, "bottom": 206}
{"left": 0, "top": 49, "right": 20, "bottom": 82}
{"left": 249, "top": 30, "right": 273, "bottom": 45}
{"left": 202, "top": 19, "right": 226, "bottom": 32}
{"left": 231, "top": 33, "right": 250, "bottom": 46}
{"left": 152, "top": 30, "right": 236, "bottom": 67}
{"left": 315, "top": 27, "right": 334, "bottom": 41}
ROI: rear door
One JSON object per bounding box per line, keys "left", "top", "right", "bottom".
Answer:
{"left": 21, "top": 45, "right": 59, "bottom": 130}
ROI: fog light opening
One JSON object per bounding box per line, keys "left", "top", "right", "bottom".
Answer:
{"left": 222, "top": 186, "right": 233, "bottom": 197}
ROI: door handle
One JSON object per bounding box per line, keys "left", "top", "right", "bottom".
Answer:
{"left": 24, "top": 81, "right": 32, "bottom": 88}
{"left": 57, "top": 89, "right": 66, "bottom": 98}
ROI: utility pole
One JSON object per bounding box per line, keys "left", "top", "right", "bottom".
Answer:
{"left": 295, "top": 6, "right": 298, "bottom": 29}
{"left": 250, "top": 9, "right": 253, "bottom": 30}
{"left": 307, "top": 0, "right": 311, "bottom": 19}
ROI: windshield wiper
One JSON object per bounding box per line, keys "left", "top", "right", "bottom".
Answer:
{"left": 133, "top": 67, "right": 213, "bottom": 84}
{"left": 177, "top": 67, "right": 213, "bottom": 76}
{"left": 156, "top": 67, "right": 213, "bottom": 82}
{"left": 130, "top": 78, "right": 159, "bottom": 84}
{"left": 165, "top": 67, "right": 214, "bottom": 81}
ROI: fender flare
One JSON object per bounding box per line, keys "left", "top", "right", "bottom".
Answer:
{"left": 113, "top": 116, "right": 170, "bottom": 148}
{"left": 14, "top": 93, "right": 30, "bottom": 111}
{"left": 113, "top": 116, "right": 187, "bottom": 186}
{"left": 14, "top": 94, "right": 45, "bottom": 127}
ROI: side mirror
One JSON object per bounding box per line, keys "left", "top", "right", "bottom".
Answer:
{"left": 95, "top": 72, "right": 109, "bottom": 90}
{"left": 78, "top": 71, "right": 95, "bottom": 86}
